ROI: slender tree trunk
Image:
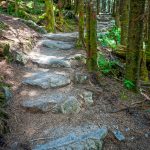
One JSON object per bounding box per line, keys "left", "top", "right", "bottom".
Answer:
{"left": 78, "top": 0, "right": 85, "bottom": 46}
{"left": 120, "top": 0, "right": 129, "bottom": 46}
{"left": 140, "top": 0, "right": 149, "bottom": 82}
{"left": 44, "top": 0, "right": 55, "bottom": 32}
{"left": 15, "top": 0, "right": 19, "bottom": 16}
{"left": 115, "top": 0, "right": 120, "bottom": 27}
{"left": 57, "top": 0, "right": 64, "bottom": 31}
{"left": 74, "top": 0, "right": 79, "bottom": 15}
{"left": 125, "top": 0, "right": 146, "bottom": 90}
{"left": 112, "top": 0, "right": 116, "bottom": 17}
{"left": 146, "top": 0, "right": 150, "bottom": 54}
{"left": 97, "top": 0, "right": 100, "bottom": 15}
{"left": 107, "top": 0, "right": 111, "bottom": 14}
{"left": 86, "top": 0, "right": 98, "bottom": 72}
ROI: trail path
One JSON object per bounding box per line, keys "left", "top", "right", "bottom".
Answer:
{"left": 5, "top": 14, "right": 113, "bottom": 150}
{"left": 3, "top": 14, "right": 150, "bottom": 150}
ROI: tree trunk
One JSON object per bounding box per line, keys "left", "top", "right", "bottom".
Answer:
{"left": 15, "top": 0, "right": 19, "bottom": 16}
{"left": 97, "top": 0, "right": 100, "bottom": 15}
{"left": 120, "top": 0, "right": 129, "bottom": 46}
{"left": 44, "top": 0, "right": 55, "bottom": 32}
{"left": 146, "top": 0, "right": 150, "bottom": 59}
{"left": 115, "top": 0, "right": 120, "bottom": 27}
{"left": 86, "top": 0, "right": 98, "bottom": 72}
{"left": 78, "top": 0, "right": 85, "bottom": 47}
{"left": 57, "top": 0, "right": 64, "bottom": 31}
{"left": 125, "top": 0, "right": 146, "bottom": 90}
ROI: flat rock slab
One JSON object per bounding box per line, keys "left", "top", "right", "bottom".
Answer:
{"left": 23, "top": 71, "right": 71, "bottom": 89}
{"left": 33, "top": 127, "right": 108, "bottom": 150}
{"left": 44, "top": 32, "right": 78, "bottom": 42}
{"left": 31, "top": 55, "right": 71, "bottom": 68}
{"left": 39, "top": 40, "right": 75, "bottom": 50}
{"left": 21, "top": 94, "right": 81, "bottom": 113}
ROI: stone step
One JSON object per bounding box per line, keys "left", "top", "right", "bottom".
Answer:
{"left": 44, "top": 32, "right": 78, "bottom": 42}
{"left": 28, "top": 50, "right": 86, "bottom": 69}
{"left": 30, "top": 54, "right": 71, "bottom": 68}
{"left": 21, "top": 88, "right": 93, "bottom": 113}
{"left": 21, "top": 93, "right": 81, "bottom": 114}
{"left": 32, "top": 127, "right": 108, "bottom": 150}
{"left": 38, "top": 39, "right": 75, "bottom": 51}
{"left": 22, "top": 70, "right": 71, "bottom": 89}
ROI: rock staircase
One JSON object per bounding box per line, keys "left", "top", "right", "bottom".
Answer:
{"left": 11, "top": 15, "right": 113, "bottom": 149}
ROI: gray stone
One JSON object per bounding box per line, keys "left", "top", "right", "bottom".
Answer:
{"left": 3, "top": 86, "right": 12, "bottom": 103}
{"left": 69, "top": 54, "right": 86, "bottom": 60}
{"left": 113, "top": 130, "right": 125, "bottom": 141}
{"left": 82, "top": 91, "right": 93, "bottom": 106}
{"left": 44, "top": 32, "right": 78, "bottom": 42}
{"left": 33, "top": 127, "right": 108, "bottom": 150}
{"left": 31, "top": 56, "right": 71, "bottom": 68}
{"left": 60, "top": 96, "right": 81, "bottom": 114}
{"left": 23, "top": 71, "right": 71, "bottom": 89}
{"left": 22, "top": 94, "right": 81, "bottom": 114}
{"left": 40, "top": 40, "right": 74, "bottom": 50}
{"left": 22, "top": 93, "right": 66, "bottom": 113}
{"left": 12, "top": 51, "right": 29, "bottom": 64}
{"left": 20, "top": 19, "right": 47, "bottom": 34}
{"left": 74, "top": 73, "right": 88, "bottom": 84}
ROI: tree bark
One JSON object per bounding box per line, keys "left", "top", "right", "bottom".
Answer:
{"left": 44, "top": 0, "right": 55, "bottom": 32}
{"left": 86, "top": 0, "right": 98, "bottom": 72}
{"left": 125, "top": 0, "right": 146, "bottom": 90}
{"left": 78, "top": 0, "right": 85, "bottom": 46}
{"left": 120, "top": 0, "right": 129, "bottom": 46}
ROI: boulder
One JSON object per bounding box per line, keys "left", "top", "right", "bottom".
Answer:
{"left": 74, "top": 73, "right": 88, "bottom": 84}
{"left": 82, "top": 91, "right": 94, "bottom": 106}
{"left": 44, "top": 32, "right": 78, "bottom": 42}
{"left": 31, "top": 56, "right": 71, "bottom": 68}
{"left": 60, "top": 96, "right": 81, "bottom": 114}
{"left": 19, "top": 19, "right": 47, "bottom": 34}
{"left": 21, "top": 93, "right": 65, "bottom": 113}
{"left": 40, "top": 40, "right": 74, "bottom": 50}
{"left": 22, "top": 94, "right": 81, "bottom": 114}
{"left": 33, "top": 127, "right": 108, "bottom": 150}
{"left": 23, "top": 71, "right": 71, "bottom": 89}
{"left": 12, "top": 51, "right": 29, "bottom": 65}
{"left": 3, "top": 86, "right": 12, "bottom": 103}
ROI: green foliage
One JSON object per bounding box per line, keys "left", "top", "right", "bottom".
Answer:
{"left": 98, "top": 26, "right": 121, "bottom": 49}
{"left": 98, "top": 53, "right": 119, "bottom": 75}
{"left": 0, "top": 0, "right": 44, "bottom": 21}
{"left": 124, "top": 79, "right": 135, "bottom": 89}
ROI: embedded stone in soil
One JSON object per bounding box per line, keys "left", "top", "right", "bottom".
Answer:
{"left": 32, "top": 127, "right": 108, "bottom": 150}
{"left": 44, "top": 32, "right": 78, "bottom": 42}
{"left": 21, "top": 93, "right": 81, "bottom": 114}
{"left": 22, "top": 70, "right": 71, "bottom": 89}
{"left": 30, "top": 55, "right": 71, "bottom": 68}
{"left": 39, "top": 40, "right": 75, "bottom": 50}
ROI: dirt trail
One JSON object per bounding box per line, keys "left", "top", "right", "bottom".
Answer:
{"left": 0, "top": 14, "right": 150, "bottom": 150}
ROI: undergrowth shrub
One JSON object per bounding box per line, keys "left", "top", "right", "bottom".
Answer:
{"left": 98, "top": 53, "right": 120, "bottom": 76}
{"left": 98, "top": 26, "right": 121, "bottom": 50}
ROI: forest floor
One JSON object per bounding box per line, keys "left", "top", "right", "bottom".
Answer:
{"left": 0, "top": 14, "right": 150, "bottom": 150}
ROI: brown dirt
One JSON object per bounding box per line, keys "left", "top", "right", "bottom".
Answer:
{"left": 0, "top": 14, "right": 150, "bottom": 150}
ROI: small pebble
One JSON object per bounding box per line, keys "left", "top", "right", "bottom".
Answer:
{"left": 113, "top": 130, "right": 125, "bottom": 141}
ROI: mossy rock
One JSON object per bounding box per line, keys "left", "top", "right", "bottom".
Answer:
{"left": 19, "top": 19, "right": 47, "bottom": 34}
{"left": 0, "top": 21, "right": 8, "bottom": 31}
